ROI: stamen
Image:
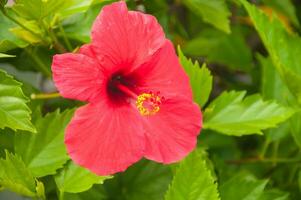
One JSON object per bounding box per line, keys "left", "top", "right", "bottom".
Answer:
{"left": 116, "top": 83, "right": 163, "bottom": 116}
{"left": 136, "top": 92, "right": 163, "bottom": 116}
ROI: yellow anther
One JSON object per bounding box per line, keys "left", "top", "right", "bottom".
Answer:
{"left": 136, "top": 92, "right": 162, "bottom": 116}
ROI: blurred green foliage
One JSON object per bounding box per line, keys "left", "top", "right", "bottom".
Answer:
{"left": 1, "top": 0, "right": 301, "bottom": 199}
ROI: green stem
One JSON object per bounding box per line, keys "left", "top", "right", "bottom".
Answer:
{"left": 58, "top": 22, "right": 72, "bottom": 51}
{"left": 288, "top": 164, "right": 299, "bottom": 184}
{"left": 59, "top": 190, "right": 64, "bottom": 200}
{"left": 31, "top": 92, "right": 61, "bottom": 100}
{"left": 272, "top": 141, "right": 279, "bottom": 166}
{"left": 226, "top": 157, "right": 301, "bottom": 165}
{"left": 24, "top": 48, "right": 51, "bottom": 77}
{"left": 259, "top": 138, "right": 270, "bottom": 159}
{"left": 49, "top": 29, "right": 67, "bottom": 53}
{"left": 41, "top": 21, "right": 66, "bottom": 53}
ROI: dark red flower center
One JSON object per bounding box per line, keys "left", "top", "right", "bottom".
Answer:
{"left": 107, "top": 72, "right": 136, "bottom": 103}
{"left": 107, "top": 72, "right": 164, "bottom": 116}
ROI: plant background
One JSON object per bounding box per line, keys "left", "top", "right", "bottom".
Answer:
{"left": 1, "top": 0, "right": 301, "bottom": 199}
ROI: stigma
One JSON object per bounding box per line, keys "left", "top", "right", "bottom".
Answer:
{"left": 136, "top": 92, "right": 164, "bottom": 116}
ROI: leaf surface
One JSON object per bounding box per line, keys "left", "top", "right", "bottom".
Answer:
{"left": 165, "top": 150, "right": 220, "bottom": 200}
{"left": 181, "top": 0, "right": 231, "bottom": 33}
{"left": 220, "top": 172, "right": 268, "bottom": 200}
{"left": 55, "top": 161, "right": 112, "bottom": 193}
{"left": 204, "top": 91, "right": 294, "bottom": 136}
{"left": 15, "top": 109, "right": 73, "bottom": 177}
{"left": 0, "top": 69, "right": 35, "bottom": 132}
{"left": 241, "top": 0, "right": 301, "bottom": 103}
{"left": 0, "top": 151, "right": 45, "bottom": 198}
{"left": 178, "top": 47, "right": 213, "bottom": 107}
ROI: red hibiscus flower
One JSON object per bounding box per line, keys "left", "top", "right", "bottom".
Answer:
{"left": 51, "top": 1, "right": 202, "bottom": 175}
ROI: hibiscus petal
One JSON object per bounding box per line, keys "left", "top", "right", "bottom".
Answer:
{"left": 133, "top": 40, "right": 193, "bottom": 99}
{"left": 90, "top": 1, "right": 165, "bottom": 70}
{"left": 142, "top": 96, "right": 202, "bottom": 163}
{"left": 65, "top": 102, "right": 145, "bottom": 175}
{"left": 52, "top": 53, "right": 104, "bottom": 102}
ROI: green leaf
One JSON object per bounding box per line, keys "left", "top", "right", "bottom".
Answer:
{"left": 35, "top": 180, "right": 46, "bottom": 200}
{"left": 63, "top": 8, "right": 97, "bottom": 43}
{"left": 184, "top": 28, "right": 253, "bottom": 71}
{"left": 165, "top": 150, "right": 220, "bottom": 200}
{"left": 55, "top": 161, "right": 112, "bottom": 193}
{"left": 105, "top": 160, "right": 172, "bottom": 200}
{"left": 265, "top": 122, "right": 290, "bottom": 142}
{"left": 240, "top": 0, "right": 301, "bottom": 103}
{"left": 220, "top": 172, "right": 268, "bottom": 200}
{"left": 0, "top": 39, "right": 26, "bottom": 53}
{"left": 259, "top": 54, "right": 294, "bottom": 141}
{"left": 58, "top": 0, "right": 94, "bottom": 17}
{"left": 63, "top": 2, "right": 111, "bottom": 43}
{"left": 15, "top": 109, "right": 73, "bottom": 177}
{"left": 203, "top": 91, "right": 294, "bottom": 136}
{"left": 290, "top": 112, "right": 301, "bottom": 149}
{"left": 298, "top": 170, "right": 301, "bottom": 192}
{"left": 0, "top": 129, "right": 14, "bottom": 156}
{"left": 181, "top": 0, "right": 231, "bottom": 33}
{"left": 0, "top": 12, "right": 28, "bottom": 52}
{"left": 258, "top": 54, "right": 292, "bottom": 103}
{"left": 10, "top": 20, "right": 44, "bottom": 44}
{"left": 12, "top": 0, "right": 100, "bottom": 22}
{"left": 64, "top": 185, "right": 107, "bottom": 200}
{"left": 0, "top": 150, "right": 45, "bottom": 198}
{"left": 0, "top": 69, "right": 35, "bottom": 132}
{"left": 0, "top": 53, "right": 15, "bottom": 57}
{"left": 263, "top": 0, "right": 299, "bottom": 27}
{"left": 178, "top": 47, "right": 213, "bottom": 107}
{"left": 259, "top": 189, "right": 289, "bottom": 200}
{"left": 12, "top": 0, "right": 65, "bottom": 20}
